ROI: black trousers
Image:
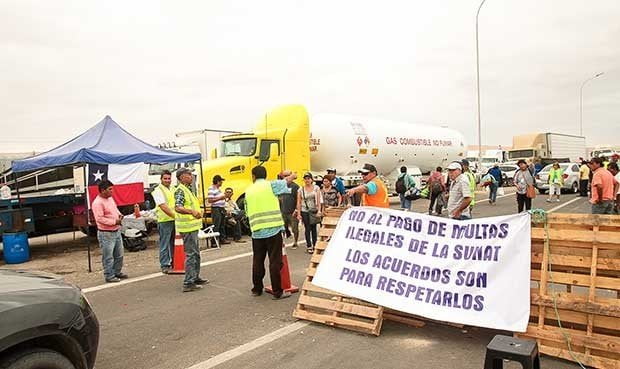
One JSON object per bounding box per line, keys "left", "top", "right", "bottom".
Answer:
{"left": 301, "top": 211, "right": 317, "bottom": 248}
{"left": 252, "top": 232, "right": 283, "bottom": 296}
{"left": 516, "top": 193, "right": 532, "bottom": 213}
{"left": 212, "top": 207, "right": 227, "bottom": 241}
{"left": 579, "top": 179, "right": 589, "bottom": 197}
{"left": 429, "top": 191, "right": 443, "bottom": 214}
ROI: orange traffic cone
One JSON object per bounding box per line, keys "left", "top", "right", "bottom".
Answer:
{"left": 265, "top": 238, "right": 299, "bottom": 295}
{"left": 169, "top": 233, "right": 185, "bottom": 274}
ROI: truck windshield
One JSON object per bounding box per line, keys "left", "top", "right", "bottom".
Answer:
{"left": 508, "top": 150, "right": 534, "bottom": 159}
{"left": 221, "top": 138, "right": 257, "bottom": 157}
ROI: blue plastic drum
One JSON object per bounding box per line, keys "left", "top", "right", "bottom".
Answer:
{"left": 2, "top": 232, "right": 30, "bottom": 264}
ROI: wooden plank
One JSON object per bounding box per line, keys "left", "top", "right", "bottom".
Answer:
{"left": 528, "top": 305, "right": 620, "bottom": 331}
{"left": 522, "top": 325, "right": 620, "bottom": 353}
{"left": 301, "top": 281, "right": 345, "bottom": 297}
{"left": 321, "top": 217, "right": 340, "bottom": 226}
{"left": 546, "top": 213, "right": 620, "bottom": 228}
{"left": 383, "top": 313, "right": 426, "bottom": 328}
{"left": 318, "top": 227, "right": 335, "bottom": 238}
{"left": 531, "top": 293, "right": 620, "bottom": 317}
{"left": 531, "top": 270, "right": 620, "bottom": 290}
{"left": 531, "top": 253, "right": 620, "bottom": 271}
{"left": 310, "top": 253, "right": 322, "bottom": 264}
{"left": 531, "top": 228, "right": 620, "bottom": 247}
{"left": 315, "top": 241, "right": 329, "bottom": 251}
{"left": 292, "top": 309, "right": 381, "bottom": 336}
{"left": 298, "top": 295, "right": 382, "bottom": 319}
{"left": 537, "top": 345, "right": 619, "bottom": 369}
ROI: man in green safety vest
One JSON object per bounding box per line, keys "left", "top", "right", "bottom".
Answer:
{"left": 246, "top": 166, "right": 296, "bottom": 300}
{"left": 174, "top": 168, "right": 209, "bottom": 293}
{"left": 461, "top": 159, "right": 476, "bottom": 215}
{"left": 152, "top": 170, "right": 176, "bottom": 274}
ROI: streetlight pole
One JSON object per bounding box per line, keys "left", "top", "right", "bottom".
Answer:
{"left": 579, "top": 72, "right": 604, "bottom": 136}
{"left": 475, "top": 0, "right": 486, "bottom": 170}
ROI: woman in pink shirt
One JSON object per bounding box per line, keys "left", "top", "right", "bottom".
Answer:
{"left": 92, "top": 180, "right": 128, "bottom": 283}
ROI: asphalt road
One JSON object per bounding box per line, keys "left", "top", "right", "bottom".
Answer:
{"left": 88, "top": 192, "right": 592, "bottom": 369}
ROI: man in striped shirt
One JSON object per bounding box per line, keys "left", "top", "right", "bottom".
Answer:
{"left": 208, "top": 175, "right": 230, "bottom": 245}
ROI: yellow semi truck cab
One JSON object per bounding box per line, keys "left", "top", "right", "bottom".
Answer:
{"left": 201, "top": 105, "right": 311, "bottom": 207}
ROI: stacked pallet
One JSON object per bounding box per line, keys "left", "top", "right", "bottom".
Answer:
{"left": 518, "top": 213, "right": 620, "bottom": 369}
{"left": 292, "top": 207, "right": 384, "bottom": 336}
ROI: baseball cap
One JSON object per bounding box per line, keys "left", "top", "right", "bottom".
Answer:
{"left": 213, "top": 174, "right": 225, "bottom": 183}
{"left": 447, "top": 162, "right": 462, "bottom": 171}
{"left": 176, "top": 167, "right": 192, "bottom": 179}
{"left": 303, "top": 172, "right": 313, "bottom": 179}
{"left": 358, "top": 163, "right": 377, "bottom": 174}
{"left": 326, "top": 168, "right": 336, "bottom": 173}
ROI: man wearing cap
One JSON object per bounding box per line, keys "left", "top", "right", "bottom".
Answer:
{"left": 446, "top": 162, "right": 472, "bottom": 220}
{"left": 246, "top": 166, "right": 297, "bottom": 300}
{"left": 326, "top": 168, "right": 346, "bottom": 195}
{"left": 151, "top": 170, "right": 176, "bottom": 274}
{"left": 208, "top": 174, "right": 230, "bottom": 246}
{"left": 345, "top": 163, "right": 389, "bottom": 208}
{"left": 461, "top": 159, "right": 476, "bottom": 211}
{"left": 175, "top": 168, "right": 209, "bottom": 292}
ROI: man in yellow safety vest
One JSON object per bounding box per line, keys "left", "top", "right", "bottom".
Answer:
{"left": 174, "top": 168, "right": 208, "bottom": 292}
{"left": 245, "top": 166, "right": 296, "bottom": 300}
{"left": 152, "top": 170, "right": 176, "bottom": 274}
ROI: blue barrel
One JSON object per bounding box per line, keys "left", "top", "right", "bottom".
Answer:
{"left": 2, "top": 232, "right": 30, "bottom": 264}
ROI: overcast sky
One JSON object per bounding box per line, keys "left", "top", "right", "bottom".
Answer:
{"left": 1, "top": 0, "right": 618, "bottom": 153}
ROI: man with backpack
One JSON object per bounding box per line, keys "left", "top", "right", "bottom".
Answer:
{"left": 395, "top": 166, "right": 416, "bottom": 210}
{"left": 427, "top": 167, "right": 446, "bottom": 215}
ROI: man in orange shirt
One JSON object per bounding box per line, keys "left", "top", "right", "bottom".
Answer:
{"left": 92, "top": 180, "right": 128, "bottom": 283}
{"left": 589, "top": 157, "right": 617, "bottom": 214}
{"left": 345, "top": 163, "right": 389, "bottom": 208}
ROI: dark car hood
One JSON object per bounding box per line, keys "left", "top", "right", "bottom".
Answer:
{"left": 0, "top": 269, "right": 69, "bottom": 294}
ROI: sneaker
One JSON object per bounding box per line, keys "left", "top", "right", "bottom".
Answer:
{"left": 556, "top": 199, "right": 560, "bottom": 202}
{"left": 546, "top": 199, "right": 552, "bottom": 202}
{"left": 194, "top": 278, "right": 210, "bottom": 285}
{"left": 182, "top": 284, "right": 203, "bottom": 292}
{"left": 161, "top": 267, "right": 171, "bottom": 274}
{"left": 291, "top": 244, "right": 298, "bottom": 250}
{"left": 105, "top": 277, "right": 121, "bottom": 283}
{"left": 251, "top": 290, "right": 263, "bottom": 297}
{"left": 272, "top": 291, "right": 292, "bottom": 300}
{"left": 115, "top": 273, "right": 129, "bottom": 279}
{"left": 306, "top": 248, "right": 315, "bottom": 254}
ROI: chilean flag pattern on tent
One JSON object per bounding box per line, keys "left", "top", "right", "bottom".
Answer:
{"left": 87, "top": 163, "right": 145, "bottom": 206}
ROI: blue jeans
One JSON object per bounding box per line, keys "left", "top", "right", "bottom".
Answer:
{"left": 488, "top": 183, "right": 498, "bottom": 203}
{"left": 181, "top": 231, "right": 201, "bottom": 286}
{"left": 97, "top": 230, "right": 124, "bottom": 280}
{"left": 592, "top": 200, "right": 613, "bottom": 214}
{"left": 157, "top": 221, "right": 175, "bottom": 268}
{"left": 399, "top": 193, "right": 411, "bottom": 210}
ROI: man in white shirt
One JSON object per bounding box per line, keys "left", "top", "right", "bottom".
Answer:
{"left": 446, "top": 162, "right": 472, "bottom": 220}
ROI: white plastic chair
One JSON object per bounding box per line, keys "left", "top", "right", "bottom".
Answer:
{"left": 198, "top": 225, "right": 221, "bottom": 250}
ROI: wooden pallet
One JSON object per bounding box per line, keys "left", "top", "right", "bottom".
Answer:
{"left": 292, "top": 207, "right": 384, "bottom": 336}
{"left": 517, "top": 213, "right": 620, "bottom": 369}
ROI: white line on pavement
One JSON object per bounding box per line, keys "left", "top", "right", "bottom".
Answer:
{"left": 186, "top": 321, "right": 310, "bottom": 369}
{"left": 83, "top": 240, "right": 306, "bottom": 294}
{"left": 546, "top": 196, "right": 583, "bottom": 213}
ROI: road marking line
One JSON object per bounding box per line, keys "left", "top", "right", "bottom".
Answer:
{"left": 186, "top": 321, "right": 310, "bottom": 369}
{"left": 546, "top": 196, "right": 583, "bottom": 213}
{"left": 83, "top": 240, "right": 306, "bottom": 294}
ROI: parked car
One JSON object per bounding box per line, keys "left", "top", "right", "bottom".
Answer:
{"left": 498, "top": 164, "right": 519, "bottom": 187}
{"left": 534, "top": 162, "right": 580, "bottom": 194}
{"left": 0, "top": 269, "right": 99, "bottom": 369}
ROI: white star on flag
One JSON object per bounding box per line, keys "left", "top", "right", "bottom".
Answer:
{"left": 92, "top": 170, "right": 104, "bottom": 182}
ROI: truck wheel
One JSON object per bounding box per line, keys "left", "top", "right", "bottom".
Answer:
{"left": 0, "top": 348, "right": 76, "bottom": 369}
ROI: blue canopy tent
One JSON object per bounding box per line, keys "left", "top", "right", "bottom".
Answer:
{"left": 11, "top": 115, "right": 204, "bottom": 271}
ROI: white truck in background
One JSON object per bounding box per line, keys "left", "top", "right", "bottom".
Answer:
{"left": 507, "top": 133, "right": 586, "bottom": 165}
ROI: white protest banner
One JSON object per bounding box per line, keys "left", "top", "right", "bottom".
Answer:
{"left": 312, "top": 207, "right": 531, "bottom": 332}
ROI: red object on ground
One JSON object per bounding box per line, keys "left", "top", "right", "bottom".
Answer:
{"left": 265, "top": 239, "right": 299, "bottom": 295}
{"left": 169, "top": 233, "right": 186, "bottom": 274}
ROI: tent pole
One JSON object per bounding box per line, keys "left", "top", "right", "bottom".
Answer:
{"left": 198, "top": 159, "right": 206, "bottom": 216}
{"left": 83, "top": 164, "right": 92, "bottom": 273}
{"left": 14, "top": 172, "right": 22, "bottom": 209}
